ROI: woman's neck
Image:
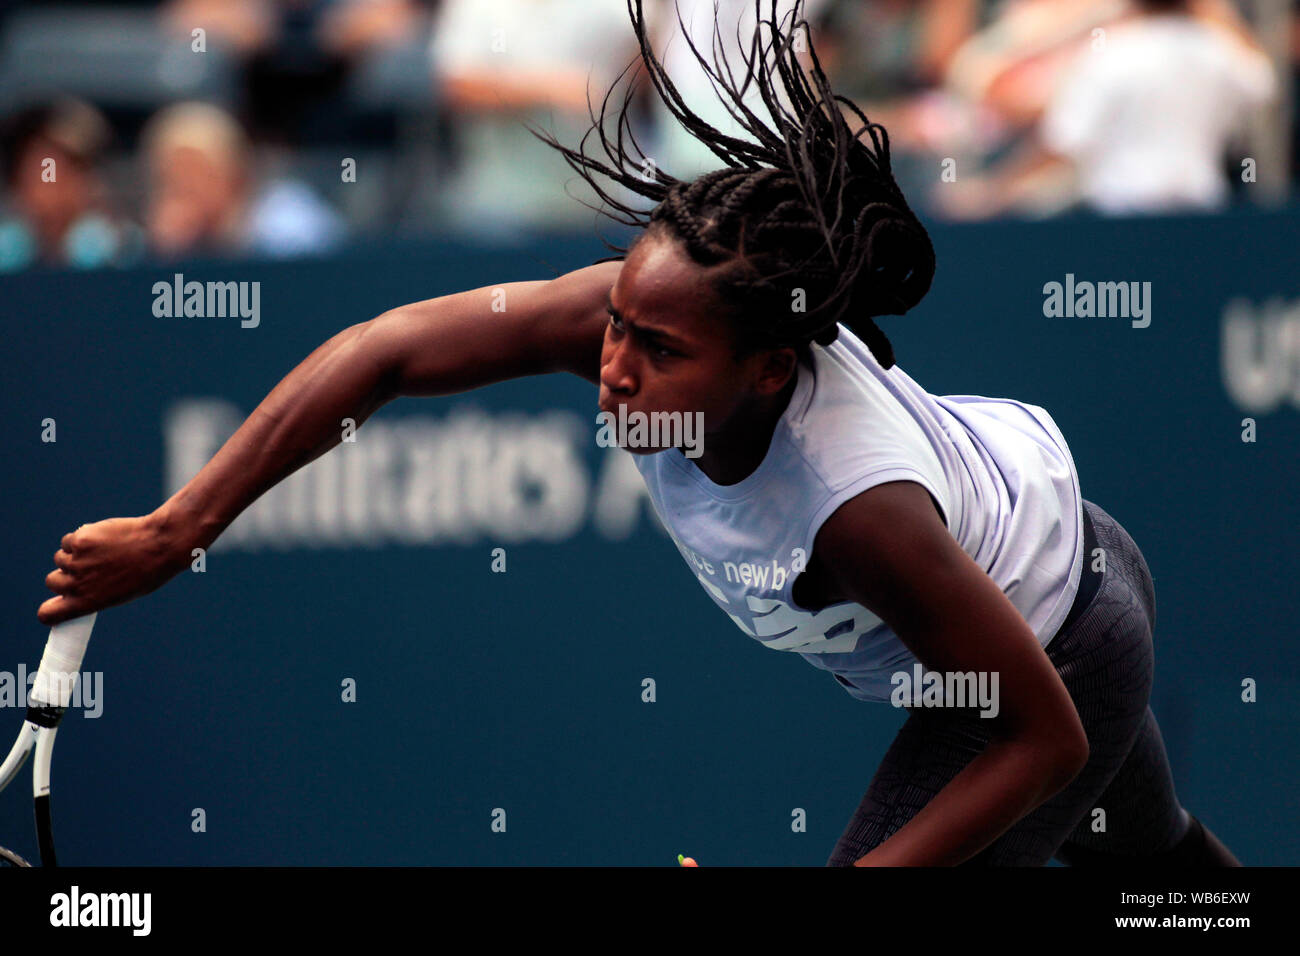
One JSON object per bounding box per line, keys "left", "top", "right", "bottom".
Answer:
{"left": 683, "top": 371, "right": 799, "bottom": 486}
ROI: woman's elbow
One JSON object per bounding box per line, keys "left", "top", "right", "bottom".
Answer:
{"left": 1046, "top": 722, "right": 1090, "bottom": 792}
{"left": 1007, "top": 714, "right": 1089, "bottom": 797}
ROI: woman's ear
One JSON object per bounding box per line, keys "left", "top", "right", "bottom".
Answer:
{"left": 752, "top": 346, "right": 799, "bottom": 396}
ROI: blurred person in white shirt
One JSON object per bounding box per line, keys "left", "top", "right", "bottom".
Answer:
{"left": 430, "top": 0, "right": 641, "bottom": 235}
{"left": 646, "top": 0, "right": 832, "bottom": 179}
{"left": 934, "top": 0, "right": 1277, "bottom": 218}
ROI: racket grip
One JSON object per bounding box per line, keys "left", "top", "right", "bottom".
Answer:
{"left": 29, "top": 613, "right": 97, "bottom": 710}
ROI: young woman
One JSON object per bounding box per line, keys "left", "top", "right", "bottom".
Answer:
{"left": 37, "top": 0, "right": 1238, "bottom": 866}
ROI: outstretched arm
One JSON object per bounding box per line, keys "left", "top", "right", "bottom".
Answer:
{"left": 38, "top": 260, "right": 620, "bottom": 626}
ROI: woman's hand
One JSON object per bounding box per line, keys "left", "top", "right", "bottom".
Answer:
{"left": 38, "top": 511, "right": 193, "bottom": 627}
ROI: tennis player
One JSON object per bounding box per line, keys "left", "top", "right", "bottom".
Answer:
{"left": 37, "top": 0, "right": 1239, "bottom": 867}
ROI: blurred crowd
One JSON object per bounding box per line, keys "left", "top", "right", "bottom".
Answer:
{"left": 0, "top": 0, "right": 1292, "bottom": 271}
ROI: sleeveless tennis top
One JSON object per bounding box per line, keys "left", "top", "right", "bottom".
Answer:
{"left": 632, "top": 324, "right": 1085, "bottom": 702}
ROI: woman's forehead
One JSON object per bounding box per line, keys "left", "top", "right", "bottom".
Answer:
{"left": 618, "top": 235, "right": 718, "bottom": 310}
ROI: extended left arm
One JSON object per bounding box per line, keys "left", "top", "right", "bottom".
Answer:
{"left": 813, "top": 481, "right": 1090, "bottom": 866}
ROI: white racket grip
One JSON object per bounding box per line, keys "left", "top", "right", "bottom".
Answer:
{"left": 29, "top": 613, "right": 97, "bottom": 709}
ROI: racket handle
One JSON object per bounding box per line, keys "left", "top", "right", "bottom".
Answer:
{"left": 29, "top": 613, "right": 97, "bottom": 711}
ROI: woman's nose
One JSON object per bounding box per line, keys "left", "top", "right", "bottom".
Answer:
{"left": 600, "top": 343, "right": 636, "bottom": 395}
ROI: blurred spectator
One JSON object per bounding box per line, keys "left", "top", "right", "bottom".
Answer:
{"left": 1293, "top": 0, "right": 1300, "bottom": 188}
{"left": 0, "top": 98, "right": 142, "bottom": 272}
{"left": 160, "top": 0, "right": 278, "bottom": 56}
{"left": 429, "top": 0, "right": 641, "bottom": 235}
{"left": 936, "top": 0, "right": 1277, "bottom": 218}
{"left": 161, "top": 0, "right": 424, "bottom": 145}
{"left": 810, "top": 0, "right": 985, "bottom": 212}
{"left": 918, "top": 0, "right": 1132, "bottom": 217}
{"left": 141, "top": 101, "right": 347, "bottom": 258}
{"left": 944, "top": 0, "right": 1131, "bottom": 130}
{"left": 815, "top": 0, "right": 980, "bottom": 107}
{"left": 645, "top": 0, "right": 834, "bottom": 180}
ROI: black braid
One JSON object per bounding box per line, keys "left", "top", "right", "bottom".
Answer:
{"left": 526, "top": 0, "right": 935, "bottom": 369}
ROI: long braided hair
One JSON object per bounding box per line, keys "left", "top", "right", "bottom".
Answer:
{"left": 527, "top": 0, "right": 935, "bottom": 369}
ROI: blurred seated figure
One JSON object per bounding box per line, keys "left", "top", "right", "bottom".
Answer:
{"left": 160, "top": 0, "right": 278, "bottom": 56}
{"left": 141, "top": 101, "right": 347, "bottom": 259}
{"left": 429, "top": 0, "right": 640, "bottom": 235}
{"left": 161, "top": 0, "right": 423, "bottom": 145}
{"left": 641, "top": 0, "right": 827, "bottom": 181}
{"left": 814, "top": 0, "right": 976, "bottom": 104}
{"left": 935, "top": 0, "right": 1277, "bottom": 218}
{"left": 944, "top": 0, "right": 1132, "bottom": 131}
{"left": 809, "top": 0, "right": 983, "bottom": 215}
{"left": 0, "top": 98, "right": 143, "bottom": 272}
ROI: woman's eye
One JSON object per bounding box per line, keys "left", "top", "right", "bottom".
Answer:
{"left": 607, "top": 309, "right": 674, "bottom": 358}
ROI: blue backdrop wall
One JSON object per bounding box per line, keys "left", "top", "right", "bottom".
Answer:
{"left": 1, "top": 208, "right": 1296, "bottom": 865}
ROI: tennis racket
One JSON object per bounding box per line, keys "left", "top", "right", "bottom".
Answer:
{"left": 0, "top": 612, "right": 97, "bottom": 867}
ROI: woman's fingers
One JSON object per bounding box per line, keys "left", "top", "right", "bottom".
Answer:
{"left": 37, "top": 594, "right": 90, "bottom": 627}
{"left": 45, "top": 567, "right": 80, "bottom": 595}
{"left": 39, "top": 515, "right": 182, "bottom": 625}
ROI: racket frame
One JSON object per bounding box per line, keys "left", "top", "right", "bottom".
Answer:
{"left": 0, "top": 613, "right": 97, "bottom": 866}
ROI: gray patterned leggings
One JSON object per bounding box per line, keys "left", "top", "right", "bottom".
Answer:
{"left": 826, "top": 500, "right": 1194, "bottom": 866}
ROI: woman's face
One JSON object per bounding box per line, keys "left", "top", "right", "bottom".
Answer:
{"left": 598, "top": 229, "right": 797, "bottom": 456}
